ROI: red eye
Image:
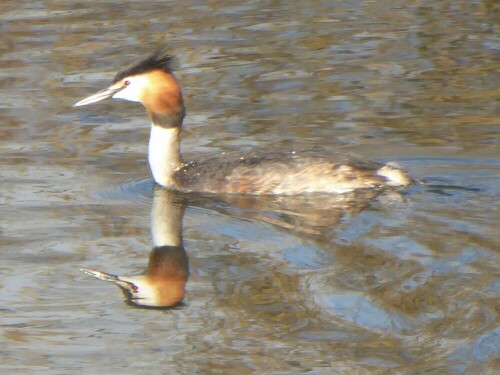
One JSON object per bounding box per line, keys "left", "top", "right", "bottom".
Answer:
{"left": 124, "top": 80, "right": 130, "bottom": 86}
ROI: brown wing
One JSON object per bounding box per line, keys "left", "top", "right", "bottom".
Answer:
{"left": 174, "top": 149, "right": 390, "bottom": 195}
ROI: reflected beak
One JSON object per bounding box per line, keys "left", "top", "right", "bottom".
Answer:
{"left": 80, "top": 268, "right": 138, "bottom": 292}
{"left": 73, "top": 86, "right": 123, "bottom": 107}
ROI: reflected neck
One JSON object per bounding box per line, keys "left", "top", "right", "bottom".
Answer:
{"left": 151, "top": 189, "right": 184, "bottom": 247}
{"left": 148, "top": 123, "right": 183, "bottom": 188}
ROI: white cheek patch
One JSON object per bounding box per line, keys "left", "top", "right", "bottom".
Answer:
{"left": 111, "top": 75, "right": 149, "bottom": 103}
{"left": 112, "top": 86, "right": 141, "bottom": 102}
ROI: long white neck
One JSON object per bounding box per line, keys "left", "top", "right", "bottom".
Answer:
{"left": 148, "top": 124, "right": 183, "bottom": 188}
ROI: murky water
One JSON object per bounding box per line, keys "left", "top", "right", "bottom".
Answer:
{"left": 1, "top": 1, "right": 498, "bottom": 373}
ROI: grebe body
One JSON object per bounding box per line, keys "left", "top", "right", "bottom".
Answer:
{"left": 74, "top": 49, "right": 411, "bottom": 195}
{"left": 173, "top": 149, "right": 407, "bottom": 195}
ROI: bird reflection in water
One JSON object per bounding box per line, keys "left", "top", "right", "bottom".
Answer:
{"left": 192, "top": 188, "right": 389, "bottom": 236}
{"left": 81, "top": 189, "right": 188, "bottom": 308}
{"left": 80, "top": 184, "right": 403, "bottom": 307}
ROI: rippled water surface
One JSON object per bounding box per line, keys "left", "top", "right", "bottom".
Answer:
{"left": 1, "top": 1, "right": 499, "bottom": 374}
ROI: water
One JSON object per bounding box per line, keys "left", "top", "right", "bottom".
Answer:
{"left": 1, "top": 0, "right": 499, "bottom": 373}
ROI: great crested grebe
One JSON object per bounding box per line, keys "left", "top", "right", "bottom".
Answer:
{"left": 74, "top": 49, "right": 411, "bottom": 195}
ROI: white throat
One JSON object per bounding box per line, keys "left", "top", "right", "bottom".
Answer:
{"left": 148, "top": 124, "right": 182, "bottom": 188}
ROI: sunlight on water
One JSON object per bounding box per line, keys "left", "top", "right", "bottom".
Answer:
{"left": 0, "top": 0, "right": 498, "bottom": 373}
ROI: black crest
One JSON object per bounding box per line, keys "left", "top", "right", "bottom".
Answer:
{"left": 113, "top": 48, "right": 175, "bottom": 83}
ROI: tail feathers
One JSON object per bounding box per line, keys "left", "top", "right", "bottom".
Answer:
{"left": 377, "top": 162, "right": 412, "bottom": 187}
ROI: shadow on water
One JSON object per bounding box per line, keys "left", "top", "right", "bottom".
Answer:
{"left": 423, "top": 183, "right": 482, "bottom": 196}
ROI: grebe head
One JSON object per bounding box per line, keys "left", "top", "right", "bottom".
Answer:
{"left": 73, "top": 49, "right": 185, "bottom": 127}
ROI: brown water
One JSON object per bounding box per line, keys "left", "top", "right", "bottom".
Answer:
{"left": 1, "top": 1, "right": 499, "bottom": 373}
